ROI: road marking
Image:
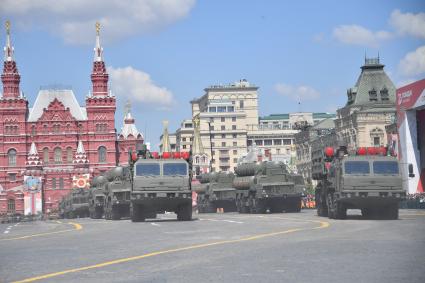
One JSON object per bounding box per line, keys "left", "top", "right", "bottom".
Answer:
{"left": 11, "top": 220, "right": 330, "bottom": 283}
{"left": 199, "top": 218, "right": 243, "bottom": 224}
{"left": 151, "top": 223, "right": 160, "bottom": 227}
{"left": 0, "top": 222, "right": 82, "bottom": 242}
{"left": 4, "top": 230, "right": 9, "bottom": 234}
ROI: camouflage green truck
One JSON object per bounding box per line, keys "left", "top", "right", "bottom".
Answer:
{"left": 233, "top": 161, "right": 301, "bottom": 213}
{"left": 313, "top": 146, "right": 407, "bottom": 219}
{"left": 60, "top": 188, "right": 90, "bottom": 218}
{"left": 103, "top": 166, "right": 131, "bottom": 220}
{"left": 129, "top": 148, "right": 193, "bottom": 222}
{"left": 196, "top": 172, "right": 237, "bottom": 213}
{"left": 88, "top": 176, "right": 107, "bottom": 219}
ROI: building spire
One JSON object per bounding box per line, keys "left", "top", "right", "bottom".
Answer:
{"left": 4, "top": 20, "right": 13, "bottom": 62}
{"left": 2, "top": 20, "right": 20, "bottom": 99}
{"left": 91, "top": 21, "right": 109, "bottom": 97}
{"left": 94, "top": 22, "right": 103, "bottom": 62}
{"left": 192, "top": 115, "right": 205, "bottom": 155}
{"left": 161, "top": 120, "right": 171, "bottom": 153}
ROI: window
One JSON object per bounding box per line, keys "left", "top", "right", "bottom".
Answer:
{"left": 43, "top": 124, "right": 48, "bottom": 134}
{"left": 209, "top": 107, "right": 217, "bottom": 112}
{"left": 222, "top": 142, "right": 226, "bottom": 147}
{"left": 183, "top": 145, "right": 187, "bottom": 149}
{"left": 380, "top": 88, "right": 389, "bottom": 101}
{"left": 182, "top": 137, "right": 186, "bottom": 141}
{"left": 54, "top": 147, "right": 62, "bottom": 164}
{"left": 264, "top": 140, "right": 272, "bottom": 146}
{"left": 239, "top": 100, "right": 244, "bottom": 109}
{"left": 221, "top": 125, "right": 225, "bottom": 130}
{"left": 233, "top": 150, "right": 237, "bottom": 155}
{"left": 211, "top": 142, "right": 215, "bottom": 147}
{"left": 344, "top": 161, "right": 370, "bottom": 174}
{"left": 233, "top": 158, "right": 238, "bottom": 163}
{"left": 210, "top": 126, "right": 214, "bottom": 131}
{"left": 232, "top": 117, "right": 236, "bottom": 122}
{"left": 221, "top": 134, "right": 226, "bottom": 138}
{"left": 247, "top": 140, "right": 252, "bottom": 146}
{"left": 373, "top": 161, "right": 399, "bottom": 175}
{"left": 369, "top": 89, "right": 377, "bottom": 101}
{"left": 59, "top": 178, "right": 64, "bottom": 189}
{"left": 31, "top": 125, "right": 36, "bottom": 136}
{"left": 67, "top": 147, "right": 73, "bottom": 163}
{"left": 374, "top": 137, "right": 380, "bottom": 147}
{"left": 274, "top": 139, "right": 282, "bottom": 145}
{"left": 211, "top": 150, "right": 215, "bottom": 156}
{"left": 233, "top": 142, "right": 237, "bottom": 146}
{"left": 98, "top": 146, "right": 107, "bottom": 163}
{"left": 233, "top": 134, "right": 237, "bottom": 138}
{"left": 43, "top": 148, "right": 49, "bottom": 164}
{"left": 255, "top": 140, "right": 263, "bottom": 146}
{"left": 163, "top": 163, "right": 188, "bottom": 176}
{"left": 136, "top": 163, "right": 160, "bottom": 176}
{"left": 52, "top": 178, "right": 57, "bottom": 189}
{"left": 211, "top": 134, "right": 215, "bottom": 138}
{"left": 282, "top": 139, "right": 291, "bottom": 145}
{"left": 232, "top": 125, "right": 236, "bottom": 130}
{"left": 221, "top": 117, "right": 225, "bottom": 122}
{"left": 227, "top": 106, "right": 234, "bottom": 112}
{"left": 8, "top": 149, "right": 17, "bottom": 166}
{"left": 7, "top": 199, "right": 15, "bottom": 213}
{"left": 9, "top": 173, "right": 16, "bottom": 181}
{"left": 217, "top": 106, "right": 226, "bottom": 112}
{"left": 53, "top": 124, "right": 60, "bottom": 133}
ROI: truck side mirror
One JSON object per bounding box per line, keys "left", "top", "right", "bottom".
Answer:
{"left": 408, "top": 164, "right": 415, "bottom": 178}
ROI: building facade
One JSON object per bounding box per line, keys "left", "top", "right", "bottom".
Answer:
{"left": 0, "top": 23, "right": 143, "bottom": 215}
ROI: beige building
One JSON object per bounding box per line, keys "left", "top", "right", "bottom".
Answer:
{"left": 191, "top": 79, "right": 258, "bottom": 172}
{"left": 335, "top": 57, "right": 396, "bottom": 150}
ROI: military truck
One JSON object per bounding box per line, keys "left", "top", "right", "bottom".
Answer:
{"left": 196, "top": 172, "right": 237, "bottom": 213}
{"left": 103, "top": 166, "right": 132, "bottom": 220}
{"left": 60, "top": 188, "right": 90, "bottom": 218}
{"left": 233, "top": 161, "right": 302, "bottom": 213}
{"left": 88, "top": 176, "right": 107, "bottom": 219}
{"left": 129, "top": 147, "right": 193, "bottom": 222}
{"left": 312, "top": 146, "right": 406, "bottom": 219}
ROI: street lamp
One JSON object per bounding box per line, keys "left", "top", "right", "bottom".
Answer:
{"left": 207, "top": 118, "right": 213, "bottom": 172}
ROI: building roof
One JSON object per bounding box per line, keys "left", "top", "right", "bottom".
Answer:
{"left": 311, "top": 118, "right": 335, "bottom": 129}
{"left": 348, "top": 57, "right": 396, "bottom": 106}
{"left": 312, "top": 112, "right": 336, "bottom": 119}
{"left": 28, "top": 88, "right": 87, "bottom": 122}
{"left": 119, "top": 112, "right": 143, "bottom": 139}
{"left": 260, "top": 114, "right": 290, "bottom": 120}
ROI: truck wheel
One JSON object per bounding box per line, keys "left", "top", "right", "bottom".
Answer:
{"left": 177, "top": 203, "right": 192, "bottom": 221}
{"left": 111, "top": 208, "right": 120, "bottom": 220}
{"left": 361, "top": 208, "right": 371, "bottom": 219}
{"left": 335, "top": 202, "right": 347, "bottom": 219}
{"left": 130, "top": 204, "right": 145, "bottom": 222}
{"left": 382, "top": 204, "right": 399, "bottom": 220}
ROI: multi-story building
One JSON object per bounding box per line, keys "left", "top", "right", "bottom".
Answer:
{"left": 190, "top": 79, "right": 258, "bottom": 172}
{"left": 335, "top": 57, "right": 396, "bottom": 150}
{"left": 175, "top": 119, "right": 193, "bottom": 152}
{"left": 0, "top": 23, "right": 143, "bottom": 215}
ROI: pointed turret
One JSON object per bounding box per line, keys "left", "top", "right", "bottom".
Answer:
{"left": 119, "top": 101, "right": 143, "bottom": 140}
{"left": 1, "top": 20, "right": 21, "bottom": 99}
{"left": 192, "top": 116, "right": 204, "bottom": 155}
{"left": 161, "top": 120, "right": 171, "bottom": 153}
{"left": 26, "top": 142, "right": 42, "bottom": 167}
{"left": 91, "top": 22, "right": 109, "bottom": 97}
{"left": 73, "top": 140, "right": 89, "bottom": 164}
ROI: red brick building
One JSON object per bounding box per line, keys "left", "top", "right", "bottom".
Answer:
{"left": 0, "top": 23, "right": 143, "bottom": 215}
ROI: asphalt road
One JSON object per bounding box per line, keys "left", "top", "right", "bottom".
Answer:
{"left": 1, "top": 209, "right": 424, "bottom": 283}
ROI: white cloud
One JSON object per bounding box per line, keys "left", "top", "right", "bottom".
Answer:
{"left": 398, "top": 45, "right": 425, "bottom": 77}
{"left": 0, "top": 0, "right": 196, "bottom": 44}
{"left": 390, "top": 9, "right": 425, "bottom": 39}
{"left": 275, "top": 83, "right": 320, "bottom": 101}
{"left": 108, "top": 66, "right": 174, "bottom": 108}
{"left": 333, "top": 25, "right": 392, "bottom": 48}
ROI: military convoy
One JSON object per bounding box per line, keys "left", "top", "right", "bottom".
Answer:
{"left": 233, "top": 161, "right": 302, "bottom": 213}
{"left": 128, "top": 147, "right": 193, "bottom": 222}
{"left": 103, "top": 166, "right": 131, "bottom": 220}
{"left": 312, "top": 146, "right": 406, "bottom": 219}
{"left": 195, "top": 172, "right": 237, "bottom": 213}
{"left": 59, "top": 188, "right": 90, "bottom": 219}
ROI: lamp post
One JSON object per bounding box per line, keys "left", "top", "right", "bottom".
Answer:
{"left": 207, "top": 119, "right": 213, "bottom": 172}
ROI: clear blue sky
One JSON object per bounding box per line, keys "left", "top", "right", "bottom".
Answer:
{"left": 1, "top": 0, "right": 424, "bottom": 150}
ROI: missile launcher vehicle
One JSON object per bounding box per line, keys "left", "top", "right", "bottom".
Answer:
{"left": 233, "top": 161, "right": 302, "bottom": 213}
{"left": 88, "top": 176, "right": 107, "bottom": 219}
{"left": 60, "top": 188, "right": 89, "bottom": 218}
{"left": 103, "top": 166, "right": 131, "bottom": 220}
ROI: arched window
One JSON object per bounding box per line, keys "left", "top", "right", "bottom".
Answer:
{"left": 8, "top": 149, "right": 17, "bottom": 166}
{"left": 67, "top": 147, "right": 73, "bottom": 163}
{"left": 31, "top": 125, "right": 36, "bottom": 136}
{"left": 98, "top": 146, "right": 106, "bottom": 163}
{"left": 380, "top": 88, "right": 389, "bottom": 101}
{"left": 59, "top": 178, "right": 64, "bottom": 189}
{"left": 195, "top": 156, "right": 200, "bottom": 164}
{"left": 52, "top": 178, "right": 56, "bottom": 189}
{"left": 54, "top": 147, "right": 62, "bottom": 164}
{"left": 43, "top": 148, "right": 49, "bottom": 164}
{"left": 7, "top": 199, "right": 15, "bottom": 213}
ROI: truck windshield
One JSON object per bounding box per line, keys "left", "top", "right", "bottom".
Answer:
{"left": 163, "top": 163, "right": 187, "bottom": 176}
{"left": 373, "top": 161, "right": 399, "bottom": 174}
{"left": 344, "top": 161, "right": 370, "bottom": 174}
{"left": 135, "top": 163, "right": 160, "bottom": 176}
